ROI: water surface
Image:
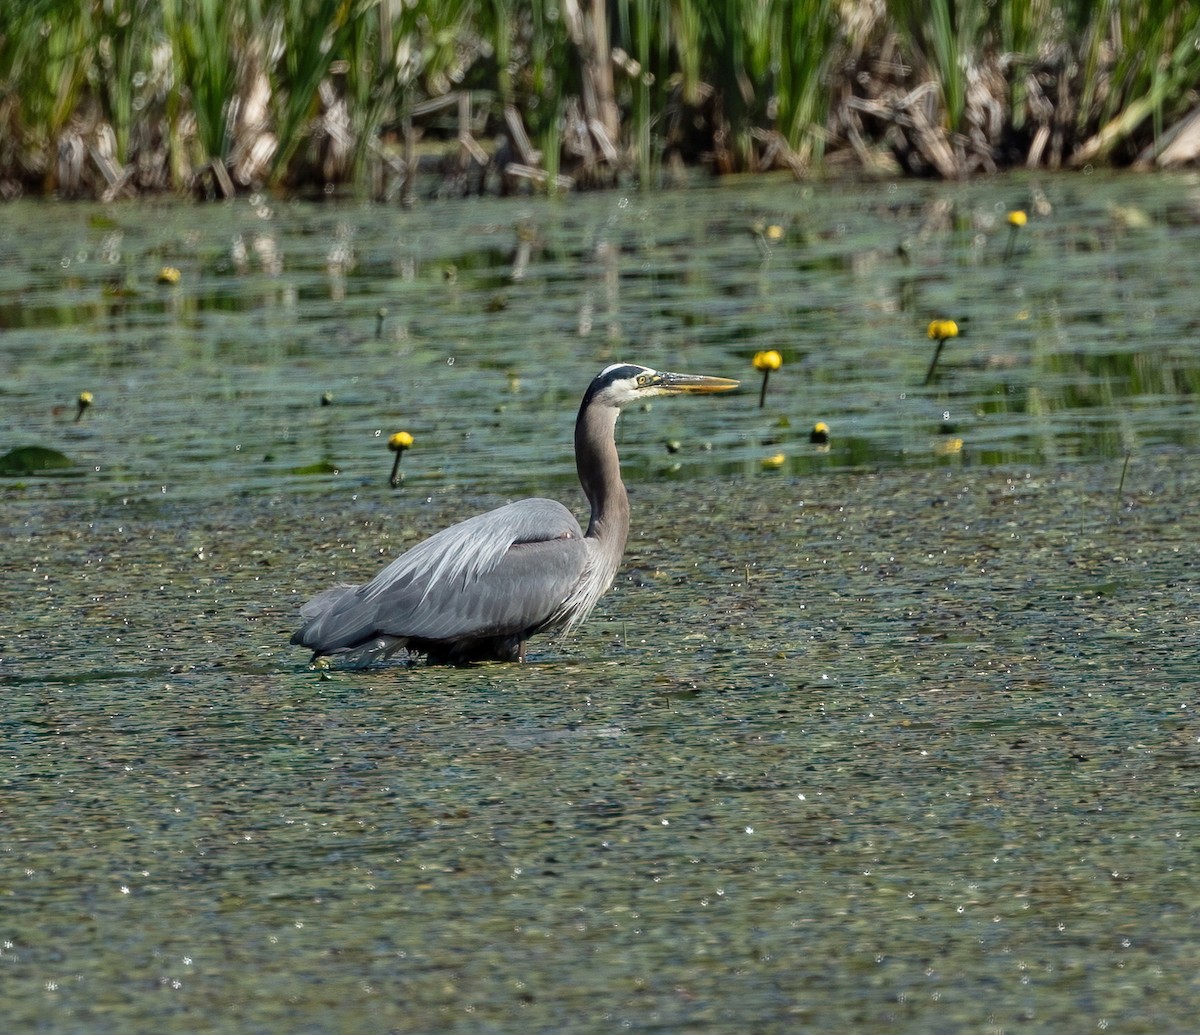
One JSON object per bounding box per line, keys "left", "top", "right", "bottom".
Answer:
{"left": 2, "top": 174, "right": 1198, "bottom": 1032}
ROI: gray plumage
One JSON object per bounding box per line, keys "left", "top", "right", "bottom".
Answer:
{"left": 291, "top": 363, "right": 738, "bottom": 666}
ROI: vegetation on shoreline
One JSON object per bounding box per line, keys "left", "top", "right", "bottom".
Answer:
{"left": 2, "top": 1, "right": 1199, "bottom": 201}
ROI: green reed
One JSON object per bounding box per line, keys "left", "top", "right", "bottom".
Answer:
{"left": 771, "top": 0, "right": 839, "bottom": 166}
{"left": 162, "top": 0, "right": 248, "bottom": 179}
{"left": 1070, "top": 0, "right": 1200, "bottom": 163}
{"left": 91, "top": 0, "right": 142, "bottom": 167}
{"left": 0, "top": 1, "right": 94, "bottom": 188}
{"left": 269, "top": 0, "right": 358, "bottom": 184}
{"left": 616, "top": 0, "right": 655, "bottom": 186}
{"left": 2, "top": 0, "right": 1198, "bottom": 197}
{"left": 889, "top": 0, "right": 990, "bottom": 139}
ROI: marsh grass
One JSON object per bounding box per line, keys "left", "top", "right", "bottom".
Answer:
{"left": 269, "top": 0, "right": 365, "bottom": 185}
{"left": 0, "top": 0, "right": 1197, "bottom": 199}
{"left": 162, "top": 0, "right": 247, "bottom": 190}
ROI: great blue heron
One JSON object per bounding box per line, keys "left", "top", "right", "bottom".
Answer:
{"left": 291, "top": 363, "right": 738, "bottom": 666}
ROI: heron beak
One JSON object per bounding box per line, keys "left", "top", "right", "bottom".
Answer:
{"left": 656, "top": 371, "right": 740, "bottom": 394}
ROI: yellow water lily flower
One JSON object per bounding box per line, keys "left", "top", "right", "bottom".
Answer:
{"left": 753, "top": 349, "right": 783, "bottom": 372}
{"left": 1004, "top": 211, "right": 1027, "bottom": 263}
{"left": 934, "top": 436, "right": 964, "bottom": 456}
{"left": 388, "top": 431, "right": 414, "bottom": 487}
{"left": 927, "top": 320, "right": 959, "bottom": 342}
{"left": 923, "top": 321, "right": 959, "bottom": 385}
{"left": 753, "top": 350, "right": 783, "bottom": 408}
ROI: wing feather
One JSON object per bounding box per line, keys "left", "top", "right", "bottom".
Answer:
{"left": 392, "top": 534, "right": 589, "bottom": 642}
{"left": 292, "top": 498, "right": 588, "bottom": 655}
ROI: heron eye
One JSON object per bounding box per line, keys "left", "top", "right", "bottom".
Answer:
{"left": 637, "top": 375, "right": 649, "bottom": 386}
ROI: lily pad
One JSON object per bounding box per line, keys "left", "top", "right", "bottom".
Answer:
{"left": 289, "top": 461, "right": 341, "bottom": 476}
{"left": 0, "top": 445, "right": 75, "bottom": 476}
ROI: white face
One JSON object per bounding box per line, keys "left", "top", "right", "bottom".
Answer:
{"left": 587, "top": 364, "right": 738, "bottom": 412}
{"left": 594, "top": 364, "right": 660, "bottom": 407}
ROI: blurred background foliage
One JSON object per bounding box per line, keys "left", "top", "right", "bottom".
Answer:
{"left": 1, "top": 0, "right": 1199, "bottom": 200}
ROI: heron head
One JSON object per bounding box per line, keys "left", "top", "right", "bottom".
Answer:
{"left": 586, "top": 363, "right": 739, "bottom": 409}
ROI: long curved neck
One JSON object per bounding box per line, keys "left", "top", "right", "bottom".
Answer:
{"left": 575, "top": 399, "right": 630, "bottom": 552}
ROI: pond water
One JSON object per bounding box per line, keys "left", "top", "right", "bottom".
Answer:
{"left": 2, "top": 173, "right": 1198, "bottom": 1032}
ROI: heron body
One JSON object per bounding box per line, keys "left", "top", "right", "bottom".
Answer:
{"left": 291, "top": 363, "right": 738, "bottom": 666}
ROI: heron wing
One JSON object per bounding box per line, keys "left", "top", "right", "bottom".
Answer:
{"left": 292, "top": 498, "right": 588, "bottom": 653}
{"left": 389, "top": 531, "right": 591, "bottom": 642}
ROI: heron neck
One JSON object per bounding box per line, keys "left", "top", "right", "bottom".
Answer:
{"left": 575, "top": 400, "right": 630, "bottom": 549}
